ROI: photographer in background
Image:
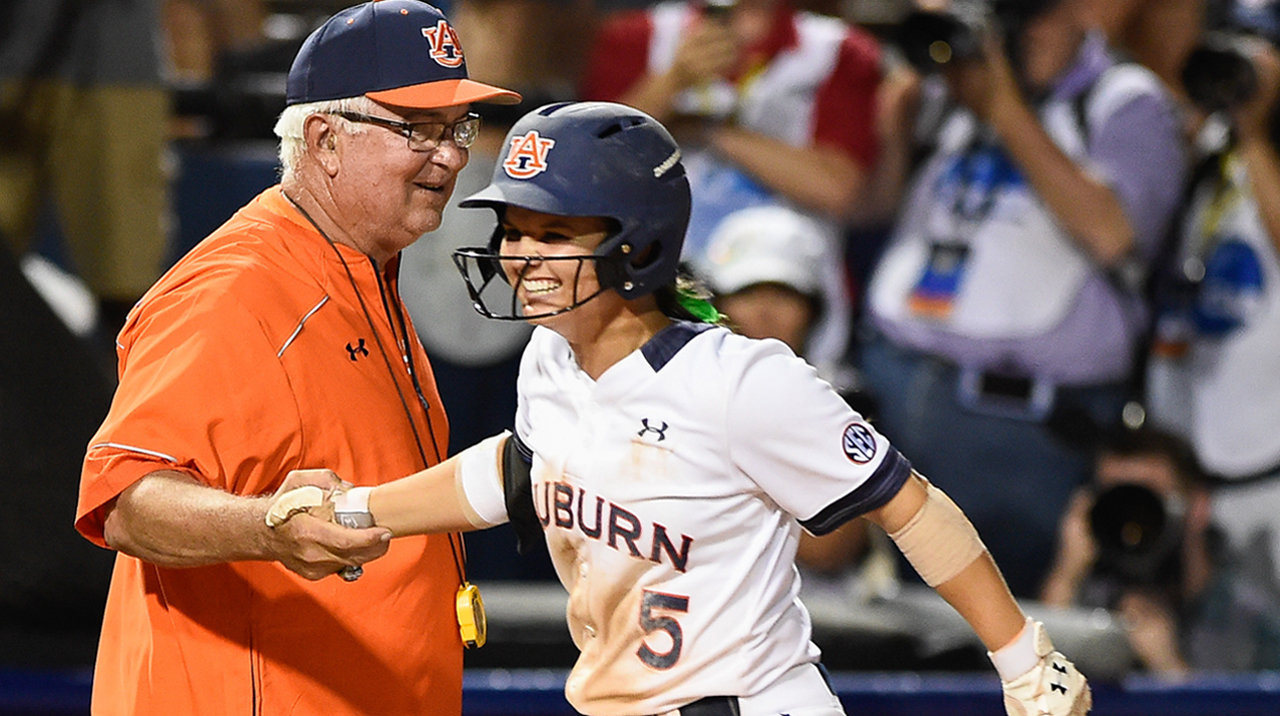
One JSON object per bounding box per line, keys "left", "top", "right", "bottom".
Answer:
{"left": 1041, "top": 428, "right": 1280, "bottom": 675}
{"left": 858, "top": 0, "right": 1187, "bottom": 598}
{"left": 578, "top": 0, "right": 883, "bottom": 371}
{"left": 1145, "top": 0, "right": 1280, "bottom": 590}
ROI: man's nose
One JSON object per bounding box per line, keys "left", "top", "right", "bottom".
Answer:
{"left": 431, "top": 140, "right": 468, "bottom": 172}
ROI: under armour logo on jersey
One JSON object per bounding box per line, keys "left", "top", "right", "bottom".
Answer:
{"left": 421, "top": 20, "right": 464, "bottom": 68}
{"left": 346, "top": 338, "right": 369, "bottom": 361}
{"left": 1050, "top": 661, "right": 1070, "bottom": 694}
{"left": 637, "top": 418, "right": 668, "bottom": 441}
{"left": 503, "top": 130, "right": 556, "bottom": 179}
{"left": 841, "top": 423, "right": 877, "bottom": 464}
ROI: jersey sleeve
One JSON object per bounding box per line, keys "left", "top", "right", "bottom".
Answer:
{"left": 76, "top": 285, "right": 303, "bottom": 546}
{"left": 723, "top": 338, "right": 910, "bottom": 534}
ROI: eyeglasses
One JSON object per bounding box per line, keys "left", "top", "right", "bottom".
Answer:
{"left": 329, "top": 111, "right": 482, "bottom": 151}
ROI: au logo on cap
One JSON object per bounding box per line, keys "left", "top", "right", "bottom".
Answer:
{"left": 503, "top": 131, "right": 556, "bottom": 179}
{"left": 422, "top": 19, "right": 464, "bottom": 68}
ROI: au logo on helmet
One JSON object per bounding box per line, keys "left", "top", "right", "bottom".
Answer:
{"left": 503, "top": 130, "right": 556, "bottom": 179}
{"left": 421, "top": 20, "right": 464, "bottom": 68}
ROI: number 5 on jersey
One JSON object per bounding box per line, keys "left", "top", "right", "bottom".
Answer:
{"left": 638, "top": 590, "right": 689, "bottom": 670}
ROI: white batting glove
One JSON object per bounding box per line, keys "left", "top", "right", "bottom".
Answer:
{"left": 990, "top": 619, "right": 1092, "bottom": 716}
{"left": 265, "top": 485, "right": 327, "bottom": 528}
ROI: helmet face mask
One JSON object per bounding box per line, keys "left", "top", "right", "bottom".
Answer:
{"left": 454, "top": 101, "right": 691, "bottom": 321}
{"left": 453, "top": 247, "right": 612, "bottom": 321}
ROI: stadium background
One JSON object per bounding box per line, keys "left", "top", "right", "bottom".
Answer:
{"left": 3, "top": 1, "right": 1279, "bottom": 714}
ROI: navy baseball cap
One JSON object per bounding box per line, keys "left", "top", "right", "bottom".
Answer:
{"left": 286, "top": 0, "right": 521, "bottom": 108}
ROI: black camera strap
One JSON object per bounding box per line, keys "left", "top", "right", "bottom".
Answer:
{"left": 1125, "top": 144, "right": 1225, "bottom": 415}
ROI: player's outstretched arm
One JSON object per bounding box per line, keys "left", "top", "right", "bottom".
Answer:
{"left": 864, "top": 473, "right": 1092, "bottom": 716}
{"left": 266, "top": 433, "right": 512, "bottom": 538}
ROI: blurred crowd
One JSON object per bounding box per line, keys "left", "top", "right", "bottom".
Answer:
{"left": 5, "top": 0, "right": 1280, "bottom": 678}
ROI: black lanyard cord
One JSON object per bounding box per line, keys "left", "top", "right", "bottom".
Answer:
{"left": 375, "top": 270, "right": 468, "bottom": 573}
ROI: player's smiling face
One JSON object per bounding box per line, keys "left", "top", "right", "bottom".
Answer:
{"left": 498, "top": 206, "right": 615, "bottom": 324}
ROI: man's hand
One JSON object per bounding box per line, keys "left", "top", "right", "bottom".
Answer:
{"left": 265, "top": 468, "right": 346, "bottom": 526}
{"left": 669, "top": 16, "right": 739, "bottom": 91}
{"left": 264, "top": 469, "right": 390, "bottom": 581}
{"left": 997, "top": 621, "right": 1092, "bottom": 716}
{"left": 1056, "top": 490, "right": 1099, "bottom": 583}
{"left": 944, "top": 26, "right": 1022, "bottom": 122}
{"left": 876, "top": 64, "right": 923, "bottom": 153}
{"left": 1118, "top": 589, "right": 1189, "bottom": 677}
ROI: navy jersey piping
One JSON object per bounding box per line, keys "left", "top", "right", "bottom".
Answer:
{"left": 640, "top": 321, "right": 715, "bottom": 372}
{"left": 800, "top": 448, "right": 913, "bottom": 535}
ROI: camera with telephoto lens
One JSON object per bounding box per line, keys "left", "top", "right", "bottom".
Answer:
{"left": 895, "top": 0, "right": 1062, "bottom": 74}
{"left": 1182, "top": 0, "right": 1280, "bottom": 113}
{"left": 1182, "top": 33, "right": 1261, "bottom": 113}
{"left": 1088, "top": 483, "right": 1185, "bottom": 588}
{"left": 896, "top": 0, "right": 990, "bottom": 72}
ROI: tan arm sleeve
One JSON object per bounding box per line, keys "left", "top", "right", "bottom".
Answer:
{"left": 888, "top": 480, "right": 987, "bottom": 587}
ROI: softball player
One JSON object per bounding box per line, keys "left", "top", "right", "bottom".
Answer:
{"left": 269, "top": 102, "right": 1091, "bottom": 716}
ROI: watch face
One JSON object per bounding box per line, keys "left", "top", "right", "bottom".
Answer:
{"left": 457, "top": 582, "right": 487, "bottom": 648}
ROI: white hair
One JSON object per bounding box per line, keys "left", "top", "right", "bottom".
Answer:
{"left": 273, "top": 96, "right": 382, "bottom": 179}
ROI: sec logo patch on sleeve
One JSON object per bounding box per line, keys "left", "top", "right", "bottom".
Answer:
{"left": 842, "top": 423, "right": 877, "bottom": 464}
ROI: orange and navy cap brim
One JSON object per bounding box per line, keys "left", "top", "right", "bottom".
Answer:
{"left": 367, "top": 78, "right": 521, "bottom": 108}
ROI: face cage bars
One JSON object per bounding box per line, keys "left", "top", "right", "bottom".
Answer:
{"left": 452, "top": 247, "right": 611, "bottom": 321}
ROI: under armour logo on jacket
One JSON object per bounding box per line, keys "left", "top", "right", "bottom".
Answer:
{"left": 346, "top": 339, "right": 369, "bottom": 361}
{"left": 637, "top": 418, "right": 668, "bottom": 441}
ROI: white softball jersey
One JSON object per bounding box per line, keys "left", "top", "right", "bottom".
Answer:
{"left": 509, "top": 322, "right": 911, "bottom": 716}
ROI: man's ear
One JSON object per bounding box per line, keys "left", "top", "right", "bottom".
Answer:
{"left": 303, "top": 114, "right": 341, "bottom": 174}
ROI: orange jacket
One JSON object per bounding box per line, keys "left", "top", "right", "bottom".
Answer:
{"left": 77, "top": 187, "right": 462, "bottom": 716}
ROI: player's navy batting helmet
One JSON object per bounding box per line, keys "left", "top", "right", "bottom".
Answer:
{"left": 455, "top": 101, "right": 691, "bottom": 319}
